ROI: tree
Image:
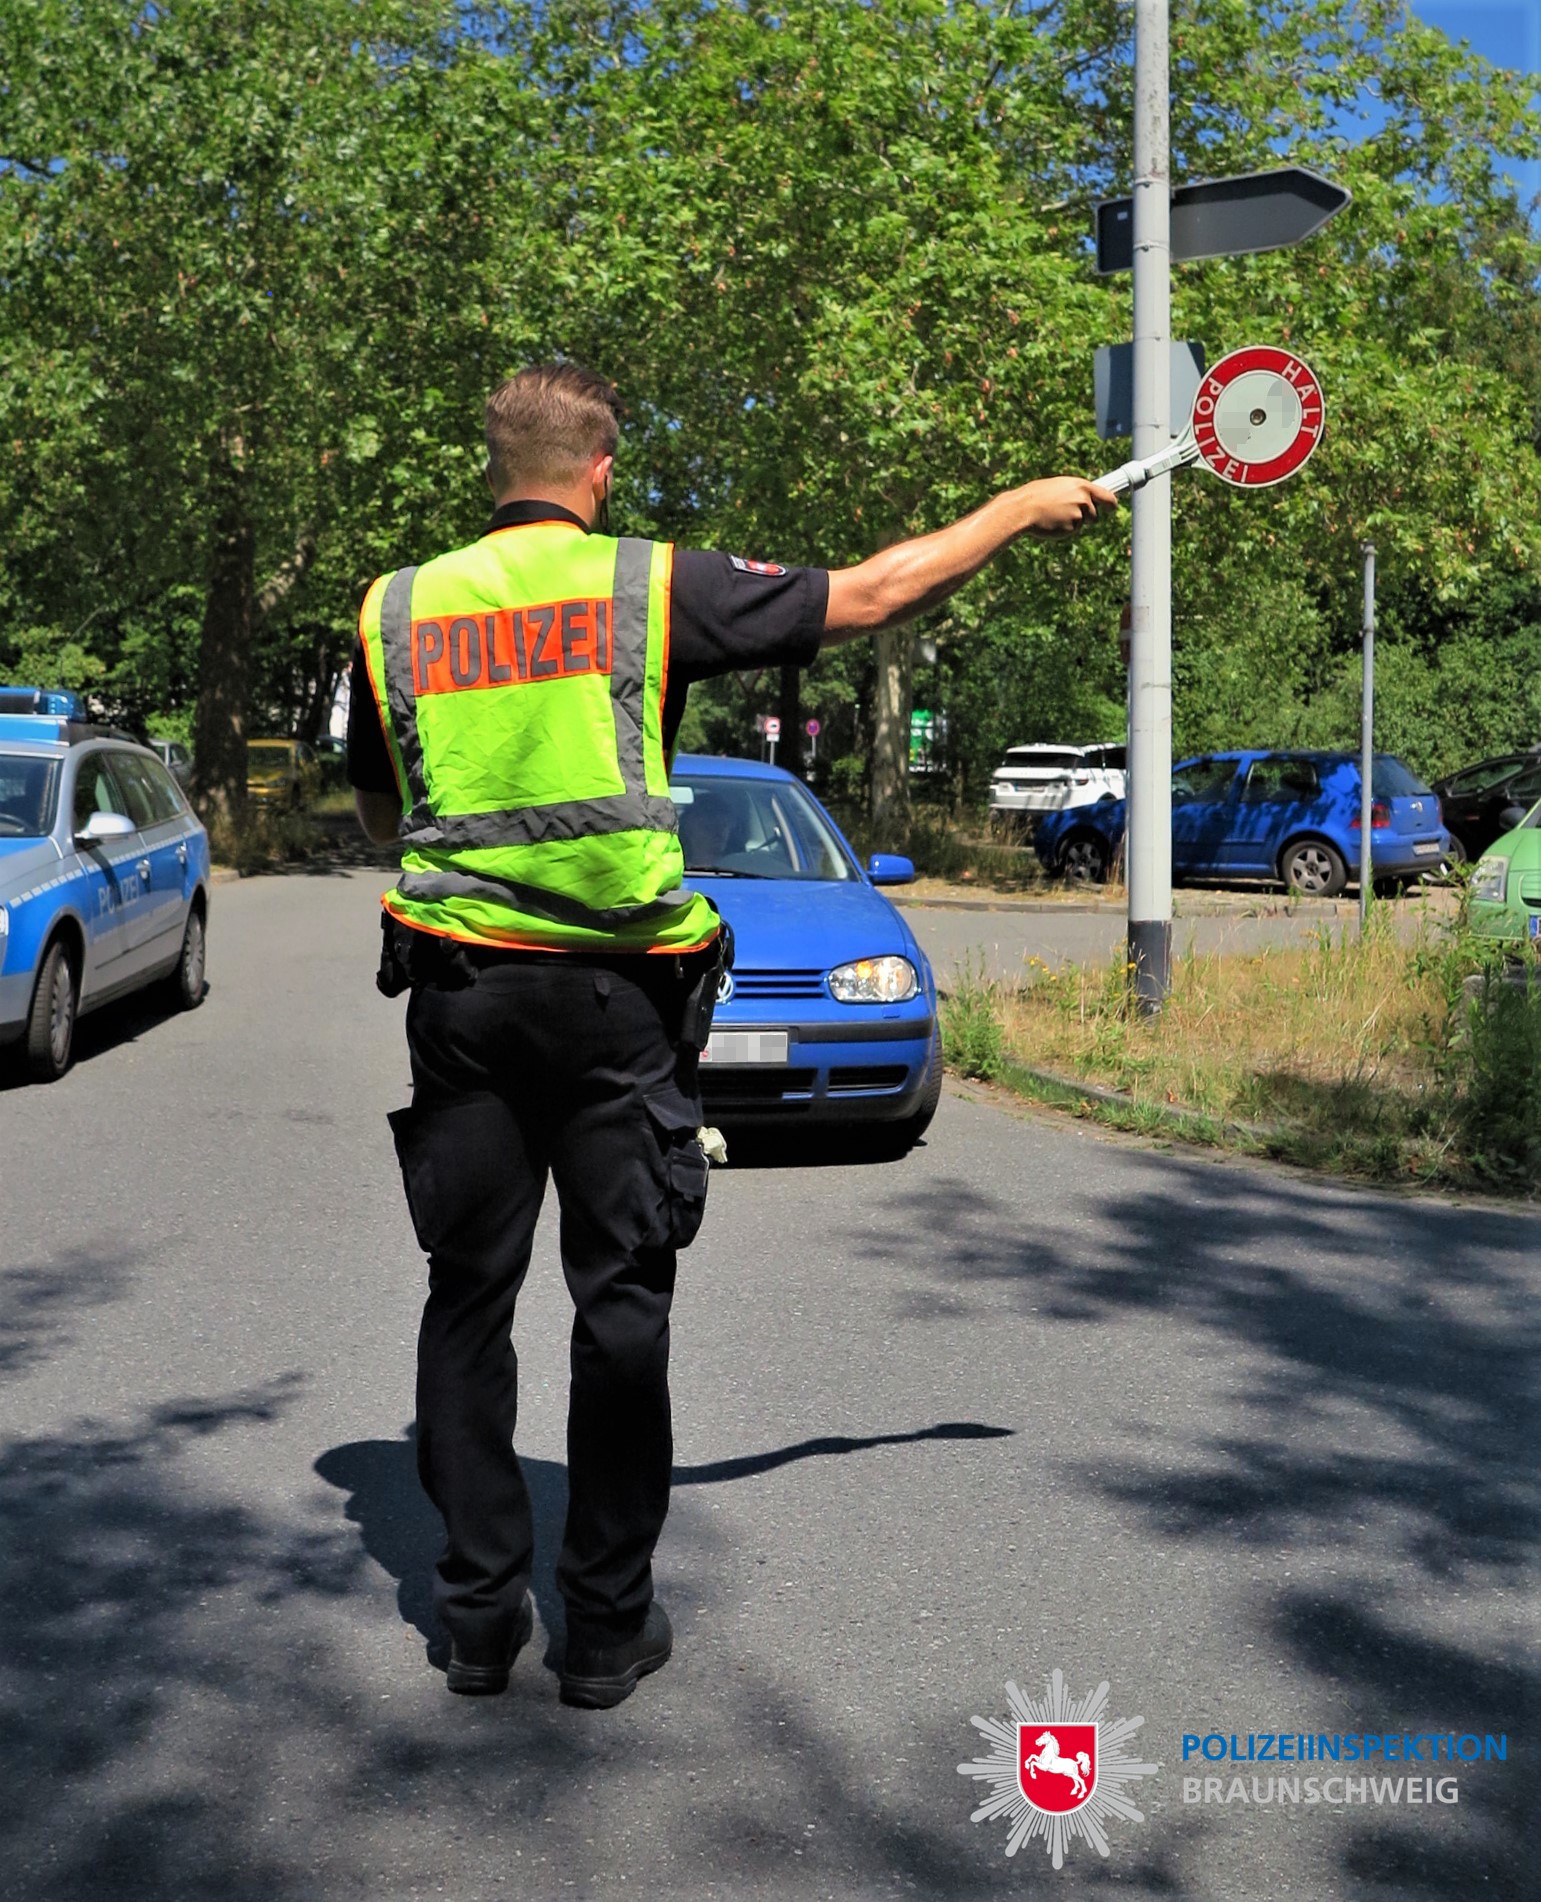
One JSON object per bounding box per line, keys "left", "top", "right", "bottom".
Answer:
{"left": 4, "top": 0, "right": 1539, "bottom": 829}
{"left": 0, "top": 0, "right": 525, "bottom": 826}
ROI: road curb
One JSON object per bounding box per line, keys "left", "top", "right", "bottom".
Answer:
{"left": 894, "top": 894, "right": 1126, "bottom": 915}
{"left": 994, "top": 1058, "right": 1279, "bottom": 1146}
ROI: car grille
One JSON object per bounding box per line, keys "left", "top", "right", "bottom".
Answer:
{"left": 700, "top": 1068, "right": 817, "bottom": 1107}
{"left": 827, "top": 1065, "right": 910, "bottom": 1094}
{"left": 729, "top": 968, "right": 827, "bottom": 1000}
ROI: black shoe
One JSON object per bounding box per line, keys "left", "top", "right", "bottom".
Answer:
{"left": 445, "top": 1594, "right": 535, "bottom": 1696}
{"left": 559, "top": 1601, "right": 673, "bottom": 1709}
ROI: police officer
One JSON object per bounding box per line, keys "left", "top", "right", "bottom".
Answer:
{"left": 350, "top": 362, "right": 1114, "bottom": 1708}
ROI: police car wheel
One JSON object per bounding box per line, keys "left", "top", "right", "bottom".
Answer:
{"left": 168, "top": 905, "right": 207, "bottom": 1010}
{"left": 25, "top": 939, "right": 78, "bottom": 1083}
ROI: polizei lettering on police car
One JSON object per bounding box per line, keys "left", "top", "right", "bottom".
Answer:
{"left": 411, "top": 597, "right": 613, "bottom": 696}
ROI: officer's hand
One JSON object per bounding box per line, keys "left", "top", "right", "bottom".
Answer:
{"left": 1017, "top": 477, "right": 1121, "bottom": 539}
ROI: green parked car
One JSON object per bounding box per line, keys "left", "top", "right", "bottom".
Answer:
{"left": 1469, "top": 790, "right": 1541, "bottom": 950}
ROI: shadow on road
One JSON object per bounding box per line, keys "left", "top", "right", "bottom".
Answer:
{"left": 851, "top": 1155, "right": 1539, "bottom": 1897}
{"left": 0, "top": 1377, "right": 1044, "bottom": 1901}
{"left": 718, "top": 1126, "right": 935, "bottom": 1170}
{"left": 0, "top": 1242, "right": 137, "bottom": 1376}
{"left": 0, "top": 984, "right": 203, "bottom": 1092}
{"left": 313, "top": 1419, "right": 1015, "bottom": 1657}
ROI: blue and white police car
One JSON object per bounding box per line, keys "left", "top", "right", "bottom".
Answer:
{"left": 673, "top": 754, "right": 941, "bottom": 1155}
{"left": 0, "top": 704, "right": 211, "bottom": 1081}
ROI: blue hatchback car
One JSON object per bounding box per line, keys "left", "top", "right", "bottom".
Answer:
{"left": 0, "top": 713, "right": 212, "bottom": 1080}
{"left": 672, "top": 755, "right": 941, "bottom": 1151}
{"left": 1035, "top": 749, "right": 1449, "bottom": 895}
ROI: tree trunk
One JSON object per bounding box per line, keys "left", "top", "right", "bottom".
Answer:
{"left": 193, "top": 468, "right": 255, "bottom": 833}
{"left": 868, "top": 626, "right": 911, "bottom": 848}
{"left": 777, "top": 664, "right": 802, "bottom": 779}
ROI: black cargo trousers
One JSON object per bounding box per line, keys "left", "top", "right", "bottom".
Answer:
{"left": 385, "top": 927, "right": 718, "bottom": 1665}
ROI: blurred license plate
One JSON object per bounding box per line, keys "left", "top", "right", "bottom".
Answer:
{"left": 1412, "top": 841, "right": 1441, "bottom": 856}
{"left": 702, "top": 1030, "right": 788, "bottom": 1065}
{"left": 1530, "top": 914, "right": 1540, "bottom": 941}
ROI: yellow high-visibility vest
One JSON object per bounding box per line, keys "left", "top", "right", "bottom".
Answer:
{"left": 359, "top": 522, "right": 719, "bottom": 953}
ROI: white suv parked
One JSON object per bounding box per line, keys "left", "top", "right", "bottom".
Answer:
{"left": 988, "top": 743, "right": 1127, "bottom": 836}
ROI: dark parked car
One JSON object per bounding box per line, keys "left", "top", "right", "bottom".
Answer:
{"left": 1035, "top": 750, "right": 1449, "bottom": 896}
{"left": 1430, "top": 751, "right": 1541, "bottom": 862}
{"left": 148, "top": 738, "right": 194, "bottom": 789}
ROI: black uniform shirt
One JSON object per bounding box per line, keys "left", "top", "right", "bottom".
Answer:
{"left": 347, "top": 500, "right": 828, "bottom": 794}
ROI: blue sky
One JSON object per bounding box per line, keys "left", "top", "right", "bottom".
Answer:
{"left": 1414, "top": 2, "right": 1541, "bottom": 201}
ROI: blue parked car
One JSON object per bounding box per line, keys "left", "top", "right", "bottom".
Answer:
{"left": 0, "top": 712, "right": 212, "bottom": 1081}
{"left": 672, "top": 754, "right": 941, "bottom": 1153}
{"left": 1034, "top": 750, "right": 1449, "bottom": 896}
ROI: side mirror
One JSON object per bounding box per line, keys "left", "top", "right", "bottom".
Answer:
{"left": 1498, "top": 804, "right": 1527, "bottom": 831}
{"left": 867, "top": 853, "right": 916, "bottom": 886}
{"left": 74, "top": 811, "right": 136, "bottom": 847}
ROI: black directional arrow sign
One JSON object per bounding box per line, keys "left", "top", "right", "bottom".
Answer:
{"left": 1094, "top": 165, "right": 1351, "bottom": 275}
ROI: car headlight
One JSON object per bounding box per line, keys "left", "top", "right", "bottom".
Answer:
{"left": 0, "top": 904, "right": 8, "bottom": 937}
{"left": 828, "top": 955, "right": 919, "bottom": 1003}
{"left": 1470, "top": 855, "right": 1510, "bottom": 904}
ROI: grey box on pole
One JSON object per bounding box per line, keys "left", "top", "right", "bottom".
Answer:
{"left": 1095, "top": 341, "right": 1205, "bottom": 440}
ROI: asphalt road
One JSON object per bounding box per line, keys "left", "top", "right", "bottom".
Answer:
{"left": 1, "top": 866, "right": 1535, "bottom": 1902}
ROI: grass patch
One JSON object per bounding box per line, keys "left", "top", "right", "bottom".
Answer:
{"left": 207, "top": 807, "right": 329, "bottom": 874}
{"left": 308, "top": 785, "right": 358, "bottom": 816}
{"left": 825, "top": 802, "right": 1061, "bottom": 893}
{"left": 940, "top": 953, "right": 1007, "bottom": 1079}
{"left": 972, "top": 910, "right": 1541, "bottom": 1193}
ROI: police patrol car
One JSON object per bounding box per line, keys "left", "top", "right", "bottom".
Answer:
{"left": 0, "top": 693, "right": 211, "bottom": 1081}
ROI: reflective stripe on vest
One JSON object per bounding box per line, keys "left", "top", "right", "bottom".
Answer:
{"left": 392, "top": 865, "right": 692, "bottom": 932}
{"left": 377, "top": 539, "right": 679, "bottom": 850}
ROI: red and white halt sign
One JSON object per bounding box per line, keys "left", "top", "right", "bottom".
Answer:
{"left": 1190, "top": 345, "right": 1324, "bottom": 488}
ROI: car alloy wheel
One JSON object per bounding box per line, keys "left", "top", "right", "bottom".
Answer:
{"left": 25, "top": 939, "right": 78, "bottom": 1083}
{"left": 1061, "top": 834, "right": 1108, "bottom": 883}
{"left": 1281, "top": 840, "right": 1346, "bottom": 898}
{"left": 174, "top": 906, "right": 207, "bottom": 1009}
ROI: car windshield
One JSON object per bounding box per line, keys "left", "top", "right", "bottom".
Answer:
{"left": 1371, "top": 755, "right": 1433, "bottom": 798}
{"left": 1001, "top": 749, "right": 1082, "bottom": 772}
{"left": 1444, "top": 757, "right": 1525, "bottom": 797}
{"left": 670, "top": 774, "right": 855, "bottom": 880}
{"left": 0, "top": 753, "right": 61, "bottom": 838}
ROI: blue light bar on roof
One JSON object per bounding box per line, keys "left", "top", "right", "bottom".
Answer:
{"left": 0, "top": 686, "right": 86, "bottom": 718}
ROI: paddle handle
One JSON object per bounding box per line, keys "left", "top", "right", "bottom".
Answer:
{"left": 1096, "top": 431, "right": 1201, "bottom": 495}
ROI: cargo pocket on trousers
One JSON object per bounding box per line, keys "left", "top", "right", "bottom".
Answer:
{"left": 644, "top": 1085, "right": 710, "bottom": 1252}
{"left": 388, "top": 1105, "right": 440, "bottom": 1253}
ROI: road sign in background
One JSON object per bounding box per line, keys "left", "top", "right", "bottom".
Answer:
{"left": 1095, "top": 165, "right": 1352, "bottom": 275}
{"left": 1095, "top": 340, "right": 1205, "bottom": 440}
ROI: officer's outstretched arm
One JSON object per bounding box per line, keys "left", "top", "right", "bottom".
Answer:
{"left": 821, "top": 476, "right": 1117, "bottom": 644}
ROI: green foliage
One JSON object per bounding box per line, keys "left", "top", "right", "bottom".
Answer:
{"left": 1449, "top": 963, "right": 1541, "bottom": 1185}
{"left": 2, "top": 0, "right": 1540, "bottom": 803}
{"left": 940, "top": 954, "right": 1006, "bottom": 1080}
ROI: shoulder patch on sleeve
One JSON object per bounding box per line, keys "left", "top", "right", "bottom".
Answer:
{"left": 728, "top": 556, "right": 788, "bottom": 577}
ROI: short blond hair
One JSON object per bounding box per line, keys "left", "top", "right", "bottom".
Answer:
{"left": 484, "top": 362, "right": 622, "bottom": 494}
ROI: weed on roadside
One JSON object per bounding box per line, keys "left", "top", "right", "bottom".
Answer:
{"left": 984, "top": 905, "right": 1540, "bottom": 1194}
{"left": 940, "top": 953, "right": 1007, "bottom": 1080}
{"left": 207, "top": 808, "right": 326, "bottom": 875}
